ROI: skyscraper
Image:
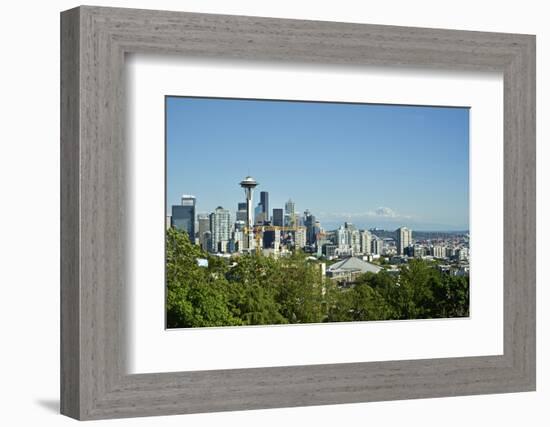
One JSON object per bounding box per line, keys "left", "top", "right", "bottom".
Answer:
{"left": 236, "top": 202, "right": 248, "bottom": 222}
{"left": 197, "top": 213, "right": 210, "bottom": 251}
{"left": 349, "top": 227, "right": 361, "bottom": 255}
{"left": 371, "top": 237, "right": 384, "bottom": 255}
{"left": 272, "top": 208, "right": 284, "bottom": 227}
{"left": 260, "top": 191, "right": 269, "bottom": 220}
{"left": 171, "top": 195, "right": 196, "bottom": 240}
{"left": 254, "top": 203, "right": 265, "bottom": 225}
{"left": 432, "top": 245, "right": 446, "bottom": 258}
{"left": 335, "top": 223, "right": 360, "bottom": 255}
{"left": 304, "top": 210, "right": 317, "bottom": 246}
{"left": 336, "top": 226, "right": 350, "bottom": 250}
{"left": 396, "top": 226, "right": 413, "bottom": 255}
{"left": 285, "top": 198, "right": 295, "bottom": 226}
{"left": 209, "top": 206, "right": 231, "bottom": 253}
{"left": 294, "top": 227, "right": 306, "bottom": 249}
{"left": 361, "top": 230, "right": 372, "bottom": 255}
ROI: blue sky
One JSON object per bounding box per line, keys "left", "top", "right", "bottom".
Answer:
{"left": 166, "top": 97, "right": 469, "bottom": 231}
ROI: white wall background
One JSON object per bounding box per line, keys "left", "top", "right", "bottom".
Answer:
{"left": 0, "top": 0, "right": 546, "bottom": 425}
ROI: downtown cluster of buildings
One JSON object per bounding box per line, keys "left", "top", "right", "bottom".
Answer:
{"left": 169, "top": 190, "right": 316, "bottom": 257}
{"left": 168, "top": 176, "right": 469, "bottom": 277}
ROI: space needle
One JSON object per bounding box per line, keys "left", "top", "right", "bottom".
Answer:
{"left": 239, "top": 175, "right": 258, "bottom": 251}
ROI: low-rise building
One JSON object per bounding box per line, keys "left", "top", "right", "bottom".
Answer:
{"left": 326, "top": 257, "right": 382, "bottom": 283}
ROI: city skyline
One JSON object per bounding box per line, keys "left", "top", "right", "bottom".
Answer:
{"left": 166, "top": 96, "right": 469, "bottom": 231}
{"left": 168, "top": 183, "right": 469, "bottom": 262}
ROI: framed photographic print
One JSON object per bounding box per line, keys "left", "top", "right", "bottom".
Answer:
{"left": 61, "top": 5, "right": 536, "bottom": 420}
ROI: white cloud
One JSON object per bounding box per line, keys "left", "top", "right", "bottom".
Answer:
{"left": 367, "top": 207, "right": 399, "bottom": 218}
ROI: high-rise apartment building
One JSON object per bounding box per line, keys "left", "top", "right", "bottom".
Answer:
{"left": 335, "top": 223, "right": 361, "bottom": 255}
{"left": 361, "top": 230, "right": 372, "bottom": 254}
{"left": 346, "top": 223, "right": 361, "bottom": 255}
{"left": 294, "top": 227, "right": 306, "bottom": 249}
{"left": 432, "top": 245, "right": 446, "bottom": 258}
{"left": 371, "top": 237, "right": 384, "bottom": 255}
{"left": 396, "top": 226, "right": 412, "bottom": 255}
{"left": 209, "top": 206, "right": 231, "bottom": 253}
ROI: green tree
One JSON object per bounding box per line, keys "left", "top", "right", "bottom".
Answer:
{"left": 270, "top": 252, "right": 325, "bottom": 324}
{"left": 432, "top": 274, "right": 469, "bottom": 318}
{"left": 377, "top": 259, "right": 431, "bottom": 319}
{"left": 165, "top": 228, "right": 469, "bottom": 328}
{"left": 326, "top": 279, "right": 393, "bottom": 322}
{"left": 165, "top": 228, "right": 240, "bottom": 328}
{"left": 225, "top": 255, "right": 287, "bottom": 325}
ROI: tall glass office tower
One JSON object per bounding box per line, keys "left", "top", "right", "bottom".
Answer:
{"left": 171, "top": 195, "right": 196, "bottom": 240}
{"left": 260, "top": 191, "right": 269, "bottom": 221}
{"left": 272, "top": 208, "right": 284, "bottom": 227}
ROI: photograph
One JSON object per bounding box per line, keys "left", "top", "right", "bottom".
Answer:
{"left": 165, "top": 96, "right": 470, "bottom": 329}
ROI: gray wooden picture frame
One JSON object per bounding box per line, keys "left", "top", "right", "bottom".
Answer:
{"left": 60, "top": 5, "right": 536, "bottom": 421}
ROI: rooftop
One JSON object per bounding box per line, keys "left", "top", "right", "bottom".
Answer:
{"left": 327, "top": 257, "right": 382, "bottom": 274}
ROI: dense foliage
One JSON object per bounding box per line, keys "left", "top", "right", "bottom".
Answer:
{"left": 166, "top": 229, "right": 469, "bottom": 328}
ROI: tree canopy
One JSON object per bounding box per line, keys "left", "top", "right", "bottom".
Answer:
{"left": 166, "top": 229, "right": 469, "bottom": 328}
